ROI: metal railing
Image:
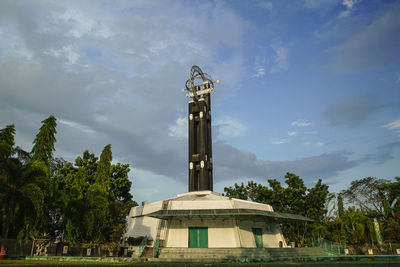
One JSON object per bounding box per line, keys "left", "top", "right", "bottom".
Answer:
{"left": 312, "top": 238, "right": 346, "bottom": 255}
{"left": 153, "top": 239, "right": 160, "bottom": 257}
{"left": 138, "top": 236, "right": 148, "bottom": 257}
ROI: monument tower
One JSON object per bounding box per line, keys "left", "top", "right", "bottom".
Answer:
{"left": 123, "top": 66, "right": 314, "bottom": 256}
{"left": 183, "top": 66, "right": 216, "bottom": 192}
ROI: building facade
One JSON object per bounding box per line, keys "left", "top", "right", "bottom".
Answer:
{"left": 124, "top": 191, "right": 311, "bottom": 249}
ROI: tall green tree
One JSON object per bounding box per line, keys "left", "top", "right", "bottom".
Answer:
{"left": 1, "top": 119, "right": 136, "bottom": 243}
{"left": 0, "top": 125, "right": 49, "bottom": 239}
{"left": 95, "top": 144, "right": 112, "bottom": 187}
{"left": 56, "top": 146, "right": 136, "bottom": 245}
{"left": 0, "top": 125, "right": 15, "bottom": 161}
{"left": 10, "top": 116, "right": 57, "bottom": 240}
{"left": 0, "top": 125, "right": 17, "bottom": 238}
{"left": 31, "top": 115, "right": 57, "bottom": 166}
{"left": 104, "top": 163, "right": 136, "bottom": 242}
{"left": 342, "top": 177, "right": 390, "bottom": 217}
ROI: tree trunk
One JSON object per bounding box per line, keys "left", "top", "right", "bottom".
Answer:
{"left": 2, "top": 187, "right": 16, "bottom": 238}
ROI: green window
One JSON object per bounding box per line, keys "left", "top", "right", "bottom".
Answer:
{"left": 188, "top": 227, "right": 208, "bottom": 248}
{"left": 252, "top": 228, "right": 263, "bottom": 248}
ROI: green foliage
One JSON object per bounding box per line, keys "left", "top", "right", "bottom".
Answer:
{"left": 95, "top": 144, "right": 112, "bottom": 187}
{"left": 224, "top": 174, "right": 400, "bottom": 245}
{"left": 342, "top": 177, "right": 390, "bottom": 216}
{"left": 224, "top": 172, "right": 329, "bottom": 245}
{"left": 337, "top": 194, "right": 344, "bottom": 219}
{"left": 0, "top": 125, "right": 15, "bottom": 161}
{"left": 52, "top": 146, "right": 136, "bottom": 245}
{"left": 1, "top": 118, "right": 136, "bottom": 246}
{"left": 223, "top": 182, "right": 248, "bottom": 200}
{"left": 31, "top": 115, "right": 57, "bottom": 165}
{"left": 0, "top": 121, "right": 52, "bottom": 240}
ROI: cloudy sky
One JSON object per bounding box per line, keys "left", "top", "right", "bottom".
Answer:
{"left": 1, "top": 0, "right": 399, "bottom": 203}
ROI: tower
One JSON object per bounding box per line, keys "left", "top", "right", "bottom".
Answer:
{"left": 183, "top": 66, "right": 216, "bottom": 192}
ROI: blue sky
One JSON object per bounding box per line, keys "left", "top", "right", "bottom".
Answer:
{"left": 0, "top": 0, "right": 399, "bottom": 203}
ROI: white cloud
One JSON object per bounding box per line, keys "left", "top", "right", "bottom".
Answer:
{"left": 59, "top": 119, "right": 95, "bottom": 134}
{"left": 304, "top": 141, "right": 325, "bottom": 147}
{"left": 259, "top": 2, "right": 273, "bottom": 10}
{"left": 0, "top": 0, "right": 249, "bottom": 192}
{"left": 316, "top": 142, "right": 325, "bottom": 147}
{"left": 384, "top": 118, "right": 400, "bottom": 134}
{"left": 270, "top": 44, "right": 289, "bottom": 73}
{"left": 252, "top": 57, "right": 266, "bottom": 78}
{"left": 169, "top": 117, "right": 187, "bottom": 138}
{"left": 271, "top": 138, "right": 290, "bottom": 145}
{"left": 338, "top": 0, "right": 359, "bottom": 18}
{"left": 57, "top": 8, "right": 112, "bottom": 39}
{"left": 214, "top": 117, "right": 247, "bottom": 139}
{"left": 254, "top": 65, "right": 265, "bottom": 77}
{"left": 45, "top": 46, "right": 80, "bottom": 65}
{"left": 291, "top": 119, "right": 312, "bottom": 127}
{"left": 288, "top": 131, "right": 298, "bottom": 137}
{"left": 342, "top": 0, "right": 357, "bottom": 9}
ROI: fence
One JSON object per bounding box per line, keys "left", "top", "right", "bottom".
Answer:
{"left": 311, "top": 238, "right": 400, "bottom": 255}
{"left": 312, "top": 238, "right": 346, "bottom": 255}
{"left": 0, "top": 239, "right": 134, "bottom": 258}
{"left": 0, "top": 239, "right": 33, "bottom": 258}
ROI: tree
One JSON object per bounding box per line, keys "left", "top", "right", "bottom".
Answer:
{"left": 1, "top": 119, "right": 136, "bottom": 243}
{"left": 54, "top": 147, "right": 136, "bottom": 244}
{"left": 0, "top": 125, "right": 15, "bottom": 161}
{"left": 104, "top": 163, "right": 137, "bottom": 242}
{"left": 224, "top": 182, "right": 248, "bottom": 200}
{"left": 1, "top": 124, "right": 50, "bottom": 239}
{"left": 224, "top": 173, "right": 329, "bottom": 245}
{"left": 31, "top": 115, "right": 57, "bottom": 166}
{"left": 342, "top": 177, "right": 390, "bottom": 217}
{"left": 0, "top": 125, "right": 17, "bottom": 238}
{"left": 95, "top": 144, "right": 112, "bottom": 187}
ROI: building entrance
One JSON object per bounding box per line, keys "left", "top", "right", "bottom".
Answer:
{"left": 189, "top": 227, "right": 208, "bottom": 248}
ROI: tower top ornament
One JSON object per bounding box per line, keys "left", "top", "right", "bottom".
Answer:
{"left": 183, "top": 65, "right": 219, "bottom": 102}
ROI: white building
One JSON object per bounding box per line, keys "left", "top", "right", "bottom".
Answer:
{"left": 124, "top": 190, "right": 311, "bottom": 249}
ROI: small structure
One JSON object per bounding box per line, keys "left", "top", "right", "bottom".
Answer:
{"left": 123, "top": 66, "right": 311, "bottom": 258}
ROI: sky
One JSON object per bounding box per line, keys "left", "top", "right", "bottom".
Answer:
{"left": 0, "top": 0, "right": 399, "bottom": 204}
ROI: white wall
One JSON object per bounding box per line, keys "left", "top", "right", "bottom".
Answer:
{"left": 124, "top": 216, "right": 160, "bottom": 241}
{"left": 237, "top": 220, "right": 286, "bottom": 248}
{"left": 165, "top": 218, "right": 240, "bottom": 248}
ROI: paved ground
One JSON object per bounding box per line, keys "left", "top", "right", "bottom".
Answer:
{"left": 1, "top": 264, "right": 400, "bottom": 267}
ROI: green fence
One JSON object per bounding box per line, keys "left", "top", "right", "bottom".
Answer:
{"left": 312, "top": 238, "right": 346, "bottom": 255}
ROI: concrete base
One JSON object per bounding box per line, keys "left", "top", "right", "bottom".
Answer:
{"left": 158, "top": 247, "right": 329, "bottom": 260}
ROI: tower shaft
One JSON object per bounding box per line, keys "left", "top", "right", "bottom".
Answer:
{"left": 188, "top": 94, "right": 213, "bottom": 191}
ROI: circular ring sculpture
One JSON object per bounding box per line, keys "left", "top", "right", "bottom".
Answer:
{"left": 184, "top": 65, "right": 214, "bottom": 102}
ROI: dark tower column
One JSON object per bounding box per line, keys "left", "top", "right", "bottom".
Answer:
{"left": 184, "top": 66, "right": 217, "bottom": 192}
